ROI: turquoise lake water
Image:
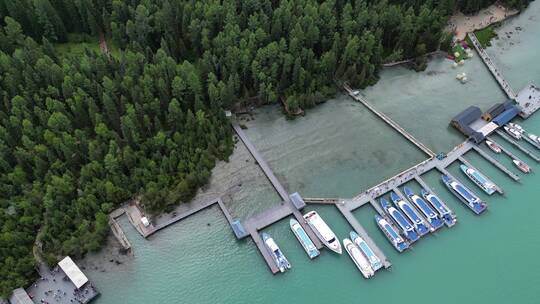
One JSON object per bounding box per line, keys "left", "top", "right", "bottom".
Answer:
{"left": 87, "top": 3, "right": 540, "bottom": 304}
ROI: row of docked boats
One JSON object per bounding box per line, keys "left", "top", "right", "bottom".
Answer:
{"left": 263, "top": 210, "right": 384, "bottom": 278}
{"left": 376, "top": 187, "right": 457, "bottom": 252}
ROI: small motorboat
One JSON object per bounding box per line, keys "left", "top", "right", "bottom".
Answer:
{"left": 262, "top": 233, "right": 291, "bottom": 273}
{"left": 513, "top": 159, "right": 531, "bottom": 173}
{"left": 485, "top": 140, "right": 501, "bottom": 153}
{"left": 504, "top": 126, "right": 522, "bottom": 140}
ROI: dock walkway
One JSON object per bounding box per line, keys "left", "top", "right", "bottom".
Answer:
{"left": 471, "top": 145, "right": 520, "bottom": 181}
{"left": 232, "top": 121, "right": 289, "bottom": 201}
{"left": 468, "top": 33, "right": 516, "bottom": 99}
{"left": 343, "top": 84, "right": 435, "bottom": 157}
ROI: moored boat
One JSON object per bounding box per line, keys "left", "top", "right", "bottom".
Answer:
{"left": 304, "top": 211, "right": 342, "bottom": 254}
{"left": 459, "top": 164, "right": 497, "bottom": 195}
{"left": 513, "top": 159, "right": 531, "bottom": 173}
{"left": 504, "top": 126, "right": 522, "bottom": 140}
{"left": 380, "top": 197, "right": 419, "bottom": 243}
{"left": 350, "top": 231, "right": 383, "bottom": 271}
{"left": 508, "top": 122, "right": 525, "bottom": 134}
{"left": 262, "top": 233, "right": 291, "bottom": 273}
{"left": 485, "top": 140, "right": 502, "bottom": 153}
{"left": 421, "top": 189, "right": 457, "bottom": 227}
{"left": 528, "top": 133, "right": 540, "bottom": 145}
{"left": 403, "top": 187, "right": 443, "bottom": 232}
{"left": 390, "top": 192, "right": 430, "bottom": 236}
{"left": 375, "top": 215, "right": 409, "bottom": 252}
{"left": 343, "top": 239, "right": 374, "bottom": 278}
{"left": 441, "top": 175, "right": 487, "bottom": 215}
{"left": 290, "top": 219, "right": 320, "bottom": 259}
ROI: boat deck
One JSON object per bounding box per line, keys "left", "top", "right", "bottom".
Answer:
{"left": 458, "top": 156, "right": 504, "bottom": 194}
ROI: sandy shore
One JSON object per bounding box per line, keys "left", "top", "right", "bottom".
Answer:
{"left": 448, "top": 4, "right": 518, "bottom": 40}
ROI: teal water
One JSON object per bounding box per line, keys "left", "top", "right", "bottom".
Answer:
{"left": 87, "top": 3, "right": 540, "bottom": 304}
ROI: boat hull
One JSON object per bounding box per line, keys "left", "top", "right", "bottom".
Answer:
{"left": 350, "top": 231, "right": 383, "bottom": 271}
{"left": 460, "top": 165, "right": 496, "bottom": 195}
{"left": 442, "top": 175, "right": 487, "bottom": 215}
{"left": 290, "top": 219, "right": 320, "bottom": 259}
{"left": 375, "top": 215, "right": 409, "bottom": 252}
{"left": 421, "top": 190, "right": 457, "bottom": 228}
{"left": 304, "top": 211, "right": 342, "bottom": 254}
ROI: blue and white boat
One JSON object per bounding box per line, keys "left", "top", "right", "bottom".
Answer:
{"left": 290, "top": 219, "right": 320, "bottom": 259}
{"left": 380, "top": 197, "right": 419, "bottom": 243}
{"left": 421, "top": 189, "right": 457, "bottom": 227}
{"left": 262, "top": 233, "right": 291, "bottom": 273}
{"left": 350, "top": 231, "right": 383, "bottom": 271}
{"left": 375, "top": 215, "right": 409, "bottom": 252}
{"left": 403, "top": 187, "right": 444, "bottom": 232}
{"left": 460, "top": 164, "right": 497, "bottom": 195}
{"left": 390, "top": 192, "right": 430, "bottom": 236}
{"left": 441, "top": 175, "right": 487, "bottom": 215}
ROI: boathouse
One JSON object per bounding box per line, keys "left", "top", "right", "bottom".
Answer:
{"left": 451, "top": 106, "right": 484, "bottom": 143}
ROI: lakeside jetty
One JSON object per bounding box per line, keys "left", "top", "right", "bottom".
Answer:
{"left": 100, "top": 32, "right": 539, "bottom": 279}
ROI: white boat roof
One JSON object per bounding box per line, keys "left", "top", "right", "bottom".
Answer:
{"left": 346, "top": 242, "right": 371, "bottom": 270}
{"left": 307, "top": 212, "right": 336, "bottom": 241}
{"left": 265, "top": 237, "right": 279, "bottom": 251}
{"left": 58, "top": 256, "right": 88, "bottom": 289}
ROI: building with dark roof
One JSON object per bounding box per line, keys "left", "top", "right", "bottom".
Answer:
{"left": 451, "top": 106, "right": 484, "bottom": 143}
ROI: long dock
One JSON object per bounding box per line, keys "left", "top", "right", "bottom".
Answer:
{"left": 232, "top": 121, "right": 289, "bottom": 201}
{"left": 493, "top": 130, "right": 540, "bottom": 162}
{"left": 468, "top": 33, "right": 516, "bottom": 99}
{"left": 471, "top": 145, "right": 520, "bottom": 181}
{"left": 458, "top": 156, "right": 504, "bottom": 194}
{"left": 343, "top": 83, "right": 436, "bottom": 157}
{"left": 231, "top": 120, "right": 325, "bottom": 273}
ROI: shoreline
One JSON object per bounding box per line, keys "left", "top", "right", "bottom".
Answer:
{"left": 448, "top": 4, "right": 519, "bottom": 40}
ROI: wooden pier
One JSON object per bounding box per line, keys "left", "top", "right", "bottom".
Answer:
{"left": 232, "top": 121, "right": 289, "bottom": 201}
{"left": 468, "top": 33, "right": 516, "bottom": 99}
{"left": 458, "top": 156, "right": 504, "bottom": 194}
{"left": 343, "top": 83, "right": 436, "bottom": 157}
{"left": 231, "top": 120, "right": 324, "bottom": 274}
{"left": 493, "top": 130, "right": 540, "bottom": 162}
